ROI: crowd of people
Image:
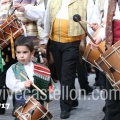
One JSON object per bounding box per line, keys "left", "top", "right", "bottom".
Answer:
{"left": 0, "top": 0, "right": 120, "bottom": 120}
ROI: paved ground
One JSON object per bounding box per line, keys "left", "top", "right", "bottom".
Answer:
{"left": 0, "top": 74, "right": 105, "bottom": 120}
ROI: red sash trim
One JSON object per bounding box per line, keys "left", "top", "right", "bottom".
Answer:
{"left": 113, "top": 20, "right": 120, "bottom": 44}
{"left": 34, "top": 64, "right": 50, "bottom": 77}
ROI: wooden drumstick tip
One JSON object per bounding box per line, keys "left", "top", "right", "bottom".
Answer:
{"left": 73, "top": 14, "right": 91, "bottom": 25}
{"left": 46, "top": 103, "right": 49, "bottom": 110}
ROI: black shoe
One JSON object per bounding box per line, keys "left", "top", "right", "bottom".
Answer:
{"left": 12, "top": 107, "right": 16, "bottom": 117}
{"left": 0, "top": 108, "right": 5, "bottom": 114}
{"left": 100, "top": 85, "right": 106, "bottom": 90}
{"left": 102, "top": 105, "right": 106, "bottom": 113}
{"left": 102, "top": 116, "right": 105, "bottom": 120}
{"left": 60, "top": 110, "right": 70, "bottom": 119}
{"left": 81, "top": 86, "right": 93, "bottom": 95}
{"left": 72, "top": 99, "right": 78, "bottom": 107}
{"left": 93, "top": 81, "right": 100, "bottom": 86}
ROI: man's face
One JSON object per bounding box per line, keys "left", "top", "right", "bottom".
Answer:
{"left": 16, "top": 46, "right": 34, "bottom": 65}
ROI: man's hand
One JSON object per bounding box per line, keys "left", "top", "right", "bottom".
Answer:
{"left": 13, "top": 4, "right": 25, "bottom": 12}
{"left": 38, "top": 46, "right": 46, "bottom": 54}
{"left": 90, "top": 36, "right": 102, "bottom": 49}
{"left": 90, "top": 22, "right": 99, "bottom": 31}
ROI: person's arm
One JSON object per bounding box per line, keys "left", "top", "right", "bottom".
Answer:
{"left": 6, "top": 66, "right": 32, "bottom": 92}
{"left": 24, "top": 1, "right": 45, "bottom": 21}
{"left": 86, "top": 0, "right": 100, "bottom": 45}
{"left": 40, "top": 0, "right": 51, "bottom": 45}
{"left": 13, "top": 1, "right": 45, "bottom": 21}
{"left": 90, "top": 0, "right": 108, "bottom": 48}
{"left": 95, "top": 0, "right": 108, "bottom": 40}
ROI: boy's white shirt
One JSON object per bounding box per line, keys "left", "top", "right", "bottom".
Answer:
{"left": 6, "top": 61, "right": 34, "bottom": 92}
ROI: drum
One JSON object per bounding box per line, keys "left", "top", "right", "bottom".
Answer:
{"left": 0, "top": 15, "right": 24, "bottom": 49}
{"left": 82, "top": 22, "right": 106, "bottom": 68}
{"left": 95, "top": 40, "right": 120, "bottom": 89}
{"left": 14, "top": 96, "right": 53, "bottom": 120}
{"left": 82, "top": 41, "right": 105, "bottom": 67}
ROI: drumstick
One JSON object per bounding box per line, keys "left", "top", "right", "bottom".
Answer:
{"left": 20, "top": 72, "right": 47, "bottom": 97}
{"left": 80, "top": 18, "right": 104, "bottom": 29}
{"left": 46, "top": 103, "right": 49, "bottom": 110}
{"left": 73, "top": 14, "right": 103, "bottom": 54}
{"left": 75, "top": 15, "right": 91, "bottom": 25}
{"left": 81, "top": 19, "right": 104, "bottom": 27}
{"left": 81, "top": 19, "right": 91, "bottom": 25}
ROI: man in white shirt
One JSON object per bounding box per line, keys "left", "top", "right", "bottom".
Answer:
{"left": 91, "top": 0, "right": 120, "bottom": 120}
{"left": 42, "top": 0, "right": 87, "bottom": 119}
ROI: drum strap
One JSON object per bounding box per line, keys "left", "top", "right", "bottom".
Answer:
{"left": 106, "top": 0, "right": 116, "bottom": 48}
{"left": 10, "top": 32, "right": 15, "bottom": 59}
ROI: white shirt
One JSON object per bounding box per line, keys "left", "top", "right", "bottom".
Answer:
{"left": 24, "top": 1, "right": 45, "bottom": 21}
{"left": 42, "top": 0, "right": 104, "bottom": 45}
{"left": 0, "top": 0, "right": 1, "bottom": 8}
{"left": 56, "top": 0, "right": 71, "bottom": 19}
{"left": 41, "top": 0, "right": 71, "bottom": 45}
{"left": 97, "top": 0, "right": 120, "bottom": 41}
{"left": 86, "top": 0, "right": 97, "bottom": 44}
{"left": 86, "top": 0, "right": 105, "bottom": 44}
{"left": 11, "top": 0, "right": 45, "bottom": 21}
{"left": 6, "top": 61, "right": 34, "bottom": 92}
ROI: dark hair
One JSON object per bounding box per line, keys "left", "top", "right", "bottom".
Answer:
{"left": 15, "top": 36, "right": 34, "bottom": 52}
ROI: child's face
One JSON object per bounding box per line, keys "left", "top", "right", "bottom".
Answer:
{"left": 15, "top": 46, "right": 34, "bottom": 65}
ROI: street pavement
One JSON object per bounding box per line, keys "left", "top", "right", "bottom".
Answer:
{"left": 0, "top": 74, "right": 105, "bottom": 120}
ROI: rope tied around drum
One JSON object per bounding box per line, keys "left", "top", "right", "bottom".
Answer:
{"left": 100, "top": 45, "right": 120, "bottom": 89}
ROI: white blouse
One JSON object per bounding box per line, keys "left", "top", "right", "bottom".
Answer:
{"left": 12, "top": 0, "right": 45, "bottom": 21}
